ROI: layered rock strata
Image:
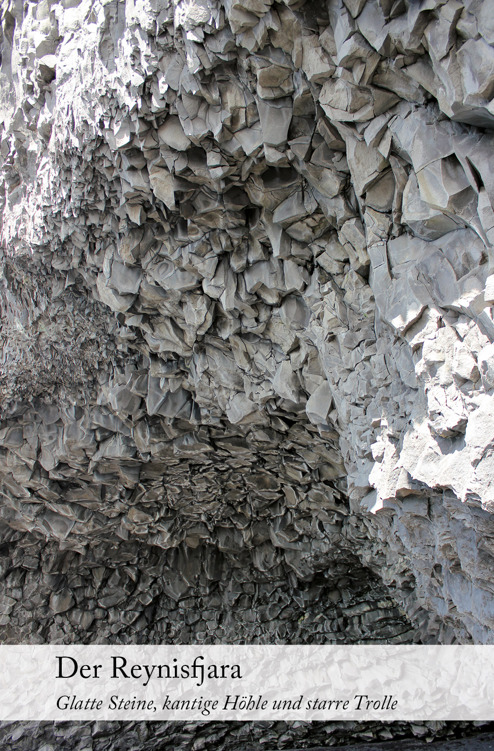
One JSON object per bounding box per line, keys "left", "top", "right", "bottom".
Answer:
{"left": 2, "top": 0, "right": 494, "bottom": 746}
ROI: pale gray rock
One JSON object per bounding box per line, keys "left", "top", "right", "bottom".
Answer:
{"left": 2, "top": 10, "right": 494, "bottom": 751}
{"left": 320, "top": 79, "right": 399, "bottom": 123}
{"left": 306, "top": 381, "right": 333, "bottom": 426}
{"left": 49, "top": 589, "right": 75, "bottom": 614}
{"left": 478, "top": 343, "right": 494, "bottom": 389}
{"left": 257, "top": 97, "right": 293, "bottom": 146}
{"left": 95, "top": 274, "right": 137, "bottom": 313}
{"left": 148, "top": 167, "right": 176, "bottom": 209}
{"left": 157, "top": 116, "right": 192, "bottom": 151}
{"left": 402, "top": 172, "right": 461, "bottom": 240}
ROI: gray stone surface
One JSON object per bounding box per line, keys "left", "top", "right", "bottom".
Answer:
{"left": 0, "top": 720, "right": 490, "bottom": 751}
{"left": 1, "top": 0, "right": 494, "bottom": 747}
{"left": 288, "top": 732, "right": 494, "bottom": 750}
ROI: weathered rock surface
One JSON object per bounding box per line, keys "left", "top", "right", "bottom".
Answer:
{"left": 2, "top": 719, "right": 491, "bottom": 751}
{"left": 2, "top": 0, "right": 494, "bottom": 746}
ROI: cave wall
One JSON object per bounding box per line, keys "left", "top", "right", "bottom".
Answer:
{"left": 1, "top": 0, "right": 494, "bottom": 662}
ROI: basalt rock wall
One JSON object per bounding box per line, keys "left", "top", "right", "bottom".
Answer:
{"left": 1, "top": 0, "right": 494, "bottom": 672}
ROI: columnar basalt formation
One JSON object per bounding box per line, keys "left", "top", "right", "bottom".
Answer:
{"left": 1, "top": 0, "right": 494, "bottom": 746}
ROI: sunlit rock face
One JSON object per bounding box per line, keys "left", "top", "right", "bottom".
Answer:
{"left": 2, "top": 0, "right": 494, "bottom": 726}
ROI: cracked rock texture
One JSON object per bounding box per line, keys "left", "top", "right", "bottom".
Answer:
{"left": 2, "top": 0, "right": 494, "bottom": 747}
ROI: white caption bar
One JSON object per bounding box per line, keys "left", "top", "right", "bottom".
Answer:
{"left": 1, "top": 645, "right": 493, "bottom": 721}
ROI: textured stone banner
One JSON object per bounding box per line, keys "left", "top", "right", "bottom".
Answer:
{"left": 1, "top": 645, "right": 492, "bottom": 721}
